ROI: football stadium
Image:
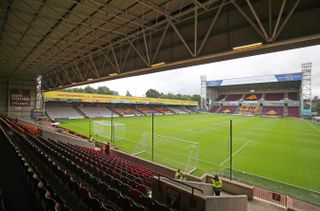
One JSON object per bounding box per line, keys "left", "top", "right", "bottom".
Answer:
{"left": 1, "top": 1, "right": 320, "bottom": 211}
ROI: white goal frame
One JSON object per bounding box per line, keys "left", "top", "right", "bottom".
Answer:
{"left": 132, "top": 132, "right": 199, "bottom": 174}
{"left": 92, "top": 120, "right": 126, "bottom": 141}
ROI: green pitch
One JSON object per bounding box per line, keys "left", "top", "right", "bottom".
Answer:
{"left": 58, "top": 113, "right": 320, "bottom": 204}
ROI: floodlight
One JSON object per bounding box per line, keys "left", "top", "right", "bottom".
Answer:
{"left": 151, "top": 62, "right": 165, "bottom": 68}
{"left": 233, "top": 42, "right": 262, "bottom": 51}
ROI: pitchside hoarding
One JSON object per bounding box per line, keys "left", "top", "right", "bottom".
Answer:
{"left": 206, "top": 72, "right": 302, "bottom": 87}
{"left": 10, "top": 89, "right": 31, "bottom": 106}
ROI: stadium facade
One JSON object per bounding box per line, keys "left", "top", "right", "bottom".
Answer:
{"left": 204, "top": 72, "right": 303, "bottom": 118}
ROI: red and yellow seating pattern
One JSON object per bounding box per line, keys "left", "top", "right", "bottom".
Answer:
{"left": 239, "top": 105, "right": 259, "bottom": 115}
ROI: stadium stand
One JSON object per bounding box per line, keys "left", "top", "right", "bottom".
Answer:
{"left": 78, "top": 106, "right": 118, "bottom": 118}
{"left": 261, "top": 106, "right": 284, "bottom": 117}
{"left": 288, "top": 92, "right": 298, "bottom": 100}
{"left": 153, "top": 107, "right": 175, "bottom": 114}
{"left": 287, "top": 106, "right": 300, "bottom": 118}
{"left": 215, "top": 95, "right": 226, "bottom": 101}
{"left": 0, "top": 117, "right": 174, "bottom": 211}
{"left": 114, "top": 107, "right": 138, "bottom": 116}
{"left": 244, "top": 94, "right": 262, "bottom": 101}
{"left": 169, "top": 107, "right": 189, "bottom": 114}
{"left": 225, "top": 94, "right": 243, "bottom": 101}
{"left": 209, "top": 92, "right": 299, "bottom": 117}
{"left": 182, "top": 107, "right": 196, "bottom": 113}
{"left": 44, "top": 91, "right": 198, "bottom": 119}
{"left": 137, "top": 107, "right": 160, "bottom": 115}
{"left": 209, "top": 106, "right": 221, "bottom": 113}
{"left": 239, "top": 105, "right": 259, "bottom": 115}
{"left": 218, "top": 106, "right": 238, "bottom": 114}
{"left": 46, "top": 105, "right": 84, "bottom": 120}
{"left": 264, "top": 93, "right": 284, "bottom": 101}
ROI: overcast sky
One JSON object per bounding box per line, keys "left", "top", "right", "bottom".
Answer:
{"left": 82, "top": 45, "right": 320, "bottom": 98}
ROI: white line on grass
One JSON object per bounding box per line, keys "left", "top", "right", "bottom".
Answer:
{"left": 231, "top": 167, "right": 320, "bottom": 194}
{"left": 219, "top": 139, "right": 253, "bottom": 166}
{"left": 304, "top": 119, "right": 320, "bottom": 132}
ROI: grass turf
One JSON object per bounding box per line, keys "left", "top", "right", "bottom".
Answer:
{"left": 58, "top": 113, "right": 320, "bottom": 204}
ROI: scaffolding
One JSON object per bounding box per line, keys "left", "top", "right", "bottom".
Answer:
{"left": 301, "top": 63, "right": 312, "bottom": 117}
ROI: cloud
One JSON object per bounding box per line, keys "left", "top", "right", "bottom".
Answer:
{"left": 84, "top": 45, "right": 320, "bottom": 97}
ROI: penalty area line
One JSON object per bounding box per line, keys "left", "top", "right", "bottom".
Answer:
{"left": 219, "top": 139, "right": 253, "bottom": 166}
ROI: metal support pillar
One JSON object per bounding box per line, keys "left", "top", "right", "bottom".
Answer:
{"left": 229, "top": 120, "right": 233, "bottom": 180}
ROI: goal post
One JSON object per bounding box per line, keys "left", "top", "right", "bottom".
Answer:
{"left": 92, "top": 120, "right": 126, "bottom": 141}
{"left": 132, "top": 132, "right": 199, "bottom": 174}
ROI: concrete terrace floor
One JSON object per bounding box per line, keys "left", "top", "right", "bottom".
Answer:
{"left": 248, "top": 198, "right": 286, "bottom": 211}
{"left": 222, "top": 192, "right": 286, "bottom": 211}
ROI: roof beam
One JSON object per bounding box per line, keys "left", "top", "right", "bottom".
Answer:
{"left": 134, "top": 0, "right": 178, "bottom": 22}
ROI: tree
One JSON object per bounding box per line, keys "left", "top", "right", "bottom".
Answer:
{"left": 97, "top": 86, "right": 112, "bottom": 95}
{"left": 63, "top": 85, "right": 118, "bottom": 95}
{"left": 145, "top": 89, "right": 161, "bottom": 98}
{"left": 84, "top": 86, "right": 95, "bottom": 93}
{"left": 191, "top": 94, "right": 201, "bottom": 104}
{"left": 312, "top": 96, "right": 320, "bottom": 113}
{"left": 72, "top": 88, "right": 84, "bottom": 93}
{"left": 126, "top": 90, "right": 132, "bottom": 96}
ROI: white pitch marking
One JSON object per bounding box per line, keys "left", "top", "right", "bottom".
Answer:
{"left": 219, "top": 139, "right": 253, "bottom": 166}
{"left": 304, "top": 119, "right": 320, "bottom": 133}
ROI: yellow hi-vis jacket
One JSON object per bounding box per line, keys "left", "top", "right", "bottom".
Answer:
{"left": 212, "top": 179, "right": 223, "bottom": 189}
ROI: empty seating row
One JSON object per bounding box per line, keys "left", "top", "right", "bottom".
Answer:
{"left": 261, "top": 106, "right": 284, "bottom": 117}
{"left": 45, "top": 140, "right": 166, "bottom": 211}
{"left": 209, "top": 106, "right": 220, "bottom": 113}
{"left": 225, "top": 94, "right": 243, "bottom": 101}
{"left": 0, "top": 122, "right": 71, "bottom": 211}
{"left": 114, "top": 107, "right": 145, "bottom": 116}
{"left": 215, "top": 92, "right": 299, "bottom": 102}
{"left": 154, "top": 107, "right": 175, "bottom": 114}
{"left": 287, "top": 106, "right": 300, "bottom": 118}
{"left": 137, "top": 107, "right": 159, "bottom": 115}
{"left": 168, "top": 107, "right": 188, "bottom": 114}
{"left": 264, "top": 93, "right": 284, "bottom": 101}
{"left": 239, "top": 105, "right": 259, "bottom": 115}
{"left": 218, "top": 106, "right": 238, "bottom": 114}
{"left": 215, "top": 95, "right": 226, "bottom": 101}
{"left": 78, "top": 106, "right": 119, "bottom": 118}
{"left": 288, "top": 92, "right": 298, "bottom": 100}
{"left": 2, "top": 118, "right": 167, "bottom": 210}
{"left": 46, "top": 106, "right": 84, "bottom": 120}
{"left": 244, "top": 94, "right": 262, "bottom": 101}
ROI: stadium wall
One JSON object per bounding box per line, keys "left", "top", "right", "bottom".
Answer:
{"left": 0, "top": 78, "right": 8, "bottom": 114}
{"left": 0, "top": 78, "right": 36, "bottom": 119}
{"left": 152, "top": 177, "right": 247, "bottom": 211}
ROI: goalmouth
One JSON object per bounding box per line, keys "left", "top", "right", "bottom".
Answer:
{"left": 92, "top": 120, "right": 126, "bottom": 141}
{"left": 132, "top": 132, "right": 199, "bottom": 174}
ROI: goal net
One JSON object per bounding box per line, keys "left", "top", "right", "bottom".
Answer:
{"left": 132, "top": 132, "right": 199, "bottom": 174}
{"left": 92, "top": 120, "right": 126, "bottom": 141}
